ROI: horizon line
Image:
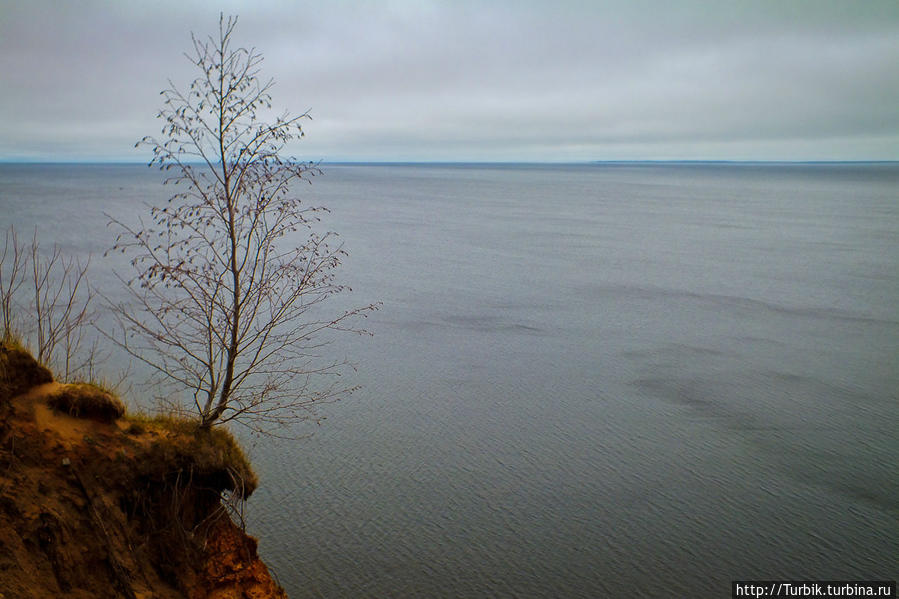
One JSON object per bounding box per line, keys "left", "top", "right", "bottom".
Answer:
{"left": 1, "top": 159, "right": 897, "bottom": 166}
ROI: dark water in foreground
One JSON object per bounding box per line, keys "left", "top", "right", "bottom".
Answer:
{"left": 1, "top": 163, "right": 897, "bottom": 597}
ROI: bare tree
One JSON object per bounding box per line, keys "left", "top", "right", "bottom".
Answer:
{"left": 0, "top": 226, "right": 26, "bottom": 341}
{"left": 1, "top": 226, "right": 99, "bottom": 381}
{"left": 28, "top": 233, "right": 96, "bottom": 379}
{"left": 109, "top": 15, "right": 376, "bottom": 433}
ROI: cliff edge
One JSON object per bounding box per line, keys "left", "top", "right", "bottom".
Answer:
{"left": 0, "top": 341, "right": 287, "bottom": 599}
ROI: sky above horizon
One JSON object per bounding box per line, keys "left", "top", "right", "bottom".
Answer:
{"left": 1, "top": 0, "right": 898, "bottom": 162}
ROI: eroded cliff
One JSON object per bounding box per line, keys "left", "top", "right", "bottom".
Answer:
{"left": 0, "top": 341, "right": 287, "bottom": 599}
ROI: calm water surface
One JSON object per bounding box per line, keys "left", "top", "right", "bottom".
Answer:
{"left": 1, "top": 163, "right": 897, "bottom": 597}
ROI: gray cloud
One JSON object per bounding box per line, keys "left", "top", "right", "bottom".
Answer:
{"left": 1, "top": 0, "right": 897, "bottom": 161}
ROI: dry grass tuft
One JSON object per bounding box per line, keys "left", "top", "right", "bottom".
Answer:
{"left": 47, "top": 382, "right": 125, "bottom": 423}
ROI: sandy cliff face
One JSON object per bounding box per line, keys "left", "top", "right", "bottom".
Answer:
{"left": 0, "top": 343, "right": 287, "bottom": 599}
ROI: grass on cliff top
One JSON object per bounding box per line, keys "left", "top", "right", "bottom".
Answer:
{"left": 125, "top": 411, "right": 258, "bottom": 497}
{"left": 0, "top": 339, "right": 258, "bottom": 497}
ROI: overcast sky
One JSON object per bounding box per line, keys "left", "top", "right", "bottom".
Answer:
{"left": 1, "top": 0, "right": 897, "bottom": 162}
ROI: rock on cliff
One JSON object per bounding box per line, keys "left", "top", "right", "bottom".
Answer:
{"left": 0, "top": 341, "right": 287, "bottom": 599}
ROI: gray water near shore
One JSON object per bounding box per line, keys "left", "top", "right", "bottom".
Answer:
{"left": 1, "top": 163, "right": 897, "bottom": 597}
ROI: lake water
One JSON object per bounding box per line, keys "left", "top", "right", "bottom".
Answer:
{"left": 1, "top": 163, "right": 897, "bottom": 597}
